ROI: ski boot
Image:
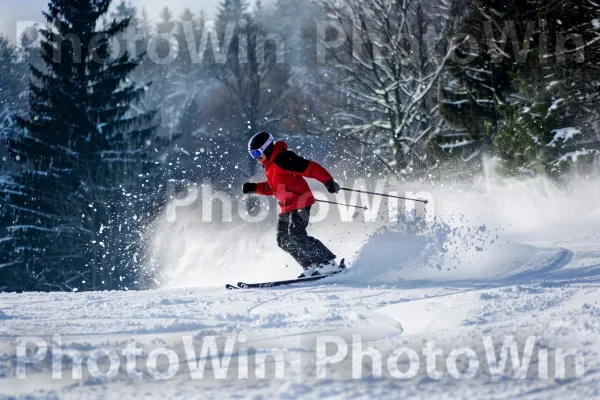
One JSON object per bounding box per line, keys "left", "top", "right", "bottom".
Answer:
{"left": 312, "top": 258, "right": 342, "bottom": 276}
{"left": 298, "top": 263, "right": 318, "bottom": 279}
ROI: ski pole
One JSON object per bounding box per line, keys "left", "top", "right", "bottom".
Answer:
{"left": 315, "top": 199, "right": 368, "bottom": 210}
{"left": 340, "top": 187, "right": 429, "bottom": 204}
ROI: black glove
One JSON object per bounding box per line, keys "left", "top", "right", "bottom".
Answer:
{"left": 242, "top": 182, "right": 257, "bottom": 194}
{"left": 325, "top": 179, "right": 340, "bottom": 194}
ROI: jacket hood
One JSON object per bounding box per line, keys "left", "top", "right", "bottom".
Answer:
{"left": 273, "top": 140, "right": 287, "bottom": 153}
{"left": 264, "top": 141, "right": 287, "bottom": 163}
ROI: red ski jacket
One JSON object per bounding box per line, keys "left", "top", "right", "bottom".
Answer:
{"left": 255, "top": 141, "right": 333, "bottom": 214}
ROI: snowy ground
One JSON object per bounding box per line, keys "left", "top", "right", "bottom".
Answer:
{"left": 2, "top": 174, "right": 600, "bottom": 399}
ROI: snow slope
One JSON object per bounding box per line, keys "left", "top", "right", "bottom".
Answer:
{"left": 1, "top": 173, "right": 600, "bottom": 399}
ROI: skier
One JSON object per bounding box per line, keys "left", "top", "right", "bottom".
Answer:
{"left": 243, "top": 132, "right": 342, "bottom": 278}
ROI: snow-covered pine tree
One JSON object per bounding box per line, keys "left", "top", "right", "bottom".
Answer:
{"left": 150, "top": 7, "right": 180, "bottom": 139}
{"left": 0, "top": 36, "right": 25, "bottom": 286}
{"left": 215, "top": 0, "right": 249, "bottom": 45}
{"left": 543, "top": 0, "right": 600, "bottom": 172}
{"left": 176, "top": 8, "right": 196, "bottom": 73}
{"left": 170, "top": 8, "right": 212, "bottom": 125}
{"left": 212, "top": 0, "right": 251, "bottom": 136}
{"left": 110, "top": 0, "right": 137, "bottom": 24}
{"left": 437, "top": 0, "right": 511, "bottom": 166}
{"left": 494, "top": 71, "right": 569, "bottom": 177}
{"left": 123, "top": 6, "right": 155, "bottom": 114}
{"left": 0, "top": 36, "right": 23, "bottom": 162}
{"left": 490, "top": 1, "right": 599, "bottom": 178}
{"left": 108, "top": 0, "right": 139, "bottom": 59}
{"left": 0, "top": 0, "right": 159, "bottom": 292}
{"left": 441, "top": 0, "right": 600, "bottom": 178}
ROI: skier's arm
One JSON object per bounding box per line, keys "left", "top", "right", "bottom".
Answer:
{"left": 255, "top": 182, "right": 274, "bottom": 196}
{"left": 274, "top": 151, "right": 333, "bottom": 185}
{"left": 243, "top": 182, "right": 274, "bottom": 196}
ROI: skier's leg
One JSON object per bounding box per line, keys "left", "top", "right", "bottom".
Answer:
{"left": 289, "top": 207, "right": 336, "bottom": 265}
{"left": 276, "top": 212, "right": 292, "bottom": 252}
{"left": 276, "top": 211, "right": 312, "bottom": 268}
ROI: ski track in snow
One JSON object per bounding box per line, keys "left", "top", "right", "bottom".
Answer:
{"left": 2, "top": 176, "right": 600, "bottom": 399}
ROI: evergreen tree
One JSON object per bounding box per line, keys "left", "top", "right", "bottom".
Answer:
{"left": 0, "top": 0, "right": 159, "bottom": 291}
{"left": 438, "top": 0, "right": 512, "bottom": 165}
{"left": 126, "top": 6, "right": 155, "bottom": 111}
{"left": 0, "top": 36, "right": 24, "bottom": 280}
{"left": 215, "top": 0, "right": 249, "bottom": 46}
{"left": 151, "top": 7, "right": 179, "bottom": 138}
{"left": 138, "top": 7, "right": 152, "bottom": 40}
{"left": 441, "top": 0, "right": 600, "bottom": 177}
{"left": 195, "top": 10, "right": 207, "bottom": 41}
{"left": 175, "top": 8, "right": 198, "bottom": 71}
{"left": 108, "top": 0, "right": 139, "bottom": 59}
{"left": 0, "top": 36, "right": 23, "bottom": 156}
{"left": 110, "top": 0, "right": 137, "bottom": 24}
{"left": 495, "top": 72, "right": 569, "bottom": 177}
{"left": 173, "top": 8, "right": 209, "bottom": 101}
{"left": 157, "top": 6, "right": 175, "bottom": 34}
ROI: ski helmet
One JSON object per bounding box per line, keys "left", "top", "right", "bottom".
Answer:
{"left": 248, "top": 132, "right": 274, "bottom": 159}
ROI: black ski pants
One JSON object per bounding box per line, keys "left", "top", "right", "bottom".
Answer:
{"left": 276, "top": 206, "right": 335, "bottom": 268}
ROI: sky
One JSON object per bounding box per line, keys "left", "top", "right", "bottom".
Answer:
{"left": 0, "top": 0, "right": 238, "bottom": 43}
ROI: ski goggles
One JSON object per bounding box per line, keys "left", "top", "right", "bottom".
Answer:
{"left": 248, "top": 135, "right": 274, "bottom": 159}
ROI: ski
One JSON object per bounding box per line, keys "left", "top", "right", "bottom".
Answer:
{"left": 236, "top": 271, "right": 341, "bottom": 289}
{"left": 229, "top": 259, "right": 346, "bottom": 289}
{"left": 225, "top": 284, "right": 239, "bottom": 290}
